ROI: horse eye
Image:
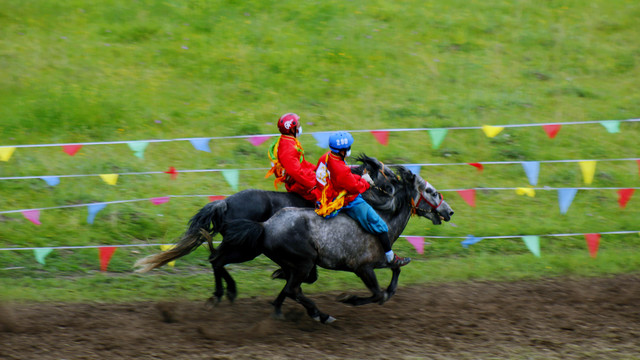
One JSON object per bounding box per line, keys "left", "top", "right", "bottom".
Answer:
{"left": 425, "top": 187, "right": 434, "bottom": 194}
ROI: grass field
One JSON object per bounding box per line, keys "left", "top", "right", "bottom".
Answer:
{"left": 1, "top": 0, "right": 639, "bottom": 302}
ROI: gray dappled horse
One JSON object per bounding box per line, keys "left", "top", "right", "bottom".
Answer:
{"left": 220, "top": 156, "right": 454, "bottom": 323}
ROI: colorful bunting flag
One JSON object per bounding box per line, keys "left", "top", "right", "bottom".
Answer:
{"left": 164, "top": 166, "right": 178, "bottom": 180}
{"left": 190, "top": 138, "right": 211, "bottom": 152}
{"left": 405, "top": 236, "right": 425, "bottom": 254}
{"left": 99, "top": 174, "right": 119, "bottom": 185}
{"left": 522, "top": 235, "right": 541, "bottom": 257}
{"left": 457, "top": 189, "right": 476, "bottom": 207}
{"left": 482, "top": 125, "right": 504, "bottom": 138}
{"left": 428, "top": 129, "right": 448, "bottom": 150}
{"left": 584, "top": 233, "right": 600, "bottom": 258}
{"left": 522, "top": 161, "right": 540, "bottom": 186}
{"left": 22, "top": 210, "right": 42, "bottom": 225}
{"left": 40, "top": 176, "right": 60, "bottom": 186}
{"left": 127, "top": 141, "right": 150, "bottom": 159}
{"left": 468, "top": 163, "right": 484, "bottom": 172}
{"left": 558, "top": 188, "right": 578, "bottom": 214}
{"left": 599, "top": 120, "right": 621, "bottom": 133}
{"left": 150, "top": 197, "right": 170, "bottom": 205}
{"left": 247, "top": 135, "right": 272, "bottom": 147}
{"left": 34, "top": 248, "right": 53, "bottom": 265}
{"left": 516, "top": 188, "right": 536, "bottom": 197}
{"left": 0, "top": 147, "right": 16, "bottom": 162}
{"left": 208, "top": 195, "right": 227, "bottom": 202}
{"left": 62, "top": 144, "right": 83, "bottom": 156}
{"left": 542, "top": 124, "right": 561, "bottom": 139}
{"left": 371, "top": 131, "right": 389, "bottom": 145}
{"left": 617, "top": 189, "right": 635, "bottom": 208}
{"left": 405, "top": 165, "right": 421, "bottom": 176}
{"left": 87, "top": 203, "right": 107, "bottom": 224}
{"left": 461, "top": 235, "right": 482, "bottom": 248}
{"left": 222, "top": 169, "right": 239, "bottom": 191}
{"left": 99, "top": 247, "right": 117, "bottom": 272}
{"left": 312, "top": 132, "right": 331, "bottom": 148}
{"left": 578, "top": 161, "right": 596, "bottom": 185}
{"left": 160, "top": 245, "right": 176, "bottom": 267}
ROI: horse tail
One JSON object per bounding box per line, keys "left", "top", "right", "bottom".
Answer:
{"left": 187, "top": 200, "right": 228, "bottom": 238}
{"left": 221, "top": 219, "right": 265, "bottom": 256}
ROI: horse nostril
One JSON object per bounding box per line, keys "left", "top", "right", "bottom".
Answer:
{"left": 449, "top": 211, "right": 454, "bottom": 216}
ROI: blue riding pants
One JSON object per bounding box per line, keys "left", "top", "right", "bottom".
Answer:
{"left": 341, "top": 194, "right": 388, "bottom": 234}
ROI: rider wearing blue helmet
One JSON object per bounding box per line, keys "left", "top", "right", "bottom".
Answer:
{"left": 315, "top": 131, "right": 410, "bottom": 267}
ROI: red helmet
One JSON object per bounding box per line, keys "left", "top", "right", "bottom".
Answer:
{"left": 277, "top": 113, "right": 300, "bottom": 135}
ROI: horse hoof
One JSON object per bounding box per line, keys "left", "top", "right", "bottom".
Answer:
{"left": 272, "top": 311, "right": 285, "bottom": 321}
{"left": 324, "top": 316, "right": 337, "bottom": 324}
{"left": 205, "top": 296, "right": 221, "bottom": 309}
{"left": 226, "top": 292, "right": 237, "bottom": 304}
{"left": 336, "top": 293, "right": 351, "bottom": 302}
{"left": 378, "top": 291, "right": 390, "bottom": 305}
{"left": 271, "top": 269, "right": 285, "bottom": 280}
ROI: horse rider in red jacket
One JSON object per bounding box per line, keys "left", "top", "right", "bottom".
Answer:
{"left": 315, "top": 131, "right": 410, "bottom": 267}
{"left": 265, "top": 113, "right": 322, "bottom": 202}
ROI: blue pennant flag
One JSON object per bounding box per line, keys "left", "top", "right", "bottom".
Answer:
{"left": 522, "top": 161, "right": 540, "bottom": 186}
{"left": 405, "top": 165, "right": 422, "bottom": 176}
{"left": 558, "top": 188, "right": 578, "bottom": 214}
{"left": 189, "top": 138, "right": 211, "bottom": 152}
{"left": 87, "top": 203, "right": 107, "bottom": 224}
{"left": 461, "top": 235, "right": 483, "bottom": 248}
{"left": 312, "top": 133, "right": 331, "bottom": 148}
{"left": 40, "top": 176, "right": 60, "bottom": 186}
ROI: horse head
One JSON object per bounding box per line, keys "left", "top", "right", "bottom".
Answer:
{"left": 396, "top": 166, "right": 454, "bottom": 225}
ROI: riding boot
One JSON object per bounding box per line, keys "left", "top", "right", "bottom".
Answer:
{"left": 378, "top": 232, "right": 411, "bottom": 267}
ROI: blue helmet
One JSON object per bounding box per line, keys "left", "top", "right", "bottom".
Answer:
{"left": 329, "top": 131, "right": 354, "bottom": 151}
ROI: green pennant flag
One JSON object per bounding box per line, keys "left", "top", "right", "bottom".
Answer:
{"left": 522, "top": 236, "right": 541, "bottom": 257}
{"left": 127, "top": 141, "right": 150, "bottom": 159}
{"left": 428, "top": 129, "right": 448, "bottom": 150}
{"left": 34, "top": 248, "right": 53, "bottom": 265}
{"left": 222, "top": 169, "right": 239, "bottom": 191}
{"left": 599, "top": 120, "right": 620, "bottom": 133}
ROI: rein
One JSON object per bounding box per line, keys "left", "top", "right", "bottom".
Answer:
{"left": 411, "top": 182, "right": 443, "bottom": 215}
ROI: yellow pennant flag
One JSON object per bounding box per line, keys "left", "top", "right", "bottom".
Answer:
{"left": 99, "top": 174, "right": 119, "bottom": 185}
{"left": 482, "top": 125, "right": 504, "bottom": 138}
{"left": 0, "top": 147, "right": 16, "bottom": 162}
{"left": 160, "top": 245, "right": 176, "bottom": 267}
{"left": 578, "top": 161, "right": 596, "bottom": 185}
{"left": 515, "top": 187, "right": 536, "bottom": 197}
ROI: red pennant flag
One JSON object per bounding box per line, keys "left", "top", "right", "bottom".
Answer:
{"left": 208, "top": 195, "right": 227, "bottom": 202}
{"left": 164, "top": 166, "right": 178, "bottom": 180}
{"left": 584, "top": 233, "right": 600, "bottom": 258}
{"left": 62, "top": 144, "right": 83, "bottom": 156}
{"left": 371, "top": 131, "right": 389, "bottom": 146}
{"left": 456, "top": 189, "right": 476, "bottom": 207}
{"left": 617, "top": 189, "right": 635, "bottom": 208}
{"left": 405, "top": 236, "right": 425, "bottom": 254}
{"left": 99, "top": 247, "right": 117, "bottom": 272}
{"left": 468, "top": 163, "right": 484, "bottom": 172}
{"left": 542, "top": 124, "right": 561, "bottom": 139}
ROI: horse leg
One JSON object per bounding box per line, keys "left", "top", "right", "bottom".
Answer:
{"left": 383, "top": 267, "right": 401, "bottom": 304}
{"left": 206, "top": 245, "right": 258, "bottom": 306}
{"left": 272, "top": 265, "right": 318, "bottom": 284}
{"left": 272, "top": 266, "right": 335, "bottom": 324}
{"left": 338, "top": 267, "right": 387, "bottom": 306}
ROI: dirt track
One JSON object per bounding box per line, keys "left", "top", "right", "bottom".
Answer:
{"left": 1, "top": 274, "right": 639, "bottom": 359}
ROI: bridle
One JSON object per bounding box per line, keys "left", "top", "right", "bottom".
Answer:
{"left": 411, "top": 181, "right": 443, "bottom": 215}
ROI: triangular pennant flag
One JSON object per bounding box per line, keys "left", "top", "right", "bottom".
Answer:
{"left": 558, "top": 188, "right": 578, "bottom": 214}
{"left": 522, "top": 161, "right": 540, "bottom": 186}
{"left": 247, "top": 135, "right": 272, "bottom": 147}
{"left": 456, "top": 189, "right": 476, "bottom": 207}
{"left": 40, "top": 176, "right": 60, "bottom": 186}
{"left": 160, "top": 245, "right": 176, "bottom": 267}
{"left": 428, "top": 129, "right": 448, "bottom": 150}
{"left": 405, "top": 165, "right": 421, "bottom": 176}
{"left": 405, "top": 236, "right": 425, "bottom": 255}
{"left": 189, "top": 138, "right": 211, "bottom": 152}
{"left": 542, "top": 124, "right": 561, "bottom": 139}
{"left": 87, "top": 203, "right": 107, "bottom": 224}
{"left": 481, "top": 125, "right": 504, "bottom": 138}
{"left": 515, "top": 187, "right": 536, "bottom": 197}
{"left": 222, "top": 169, "right": 239, "bottom": 191}
{"left": 208, "top": 195, "right": 227, "bottom": 202}
{"left": 312, "top": 132, "right": 332, "bottom": 148}
{"left": 584, "top": 233, "right": 601, "bottom": 258}
{"left": 0, "top": 147, "right": 16, "bottom": 161}
{"left": 461, "top": 235, "right": 482, "bottom": 248}
{"left": 468, "top": 163, "right": 484, "bottom": 172}
{"left": 62, "top": 144, "right": 83, "bottom": 156}
{"left": 522, "top": 236, "right": 541, "bottom": 257}
{"left": 34, "top": 248, "right": 53, "bottom": 265}
{"left": 599, "top": 120, "right": 620, "bottom": 133}
{"left": 578, "top": 161, "right": 596, "bottom": 185}
{"left": 99, "top": 247, "right": 117, "bottom": 272}
{"left": 617, "top": 188, "right": 635, "bottom": 208}
{"left": 164, "top": 166, "right": 178, "bottom": 180}
{"left": 150, "top": 196, "right": 170, "bottom": 205}
{"left": 99, "top": 174, "right": 119, "bottom": 185}
{"left": 22, "top": 210, "right": 42, "bottom": 225}
{"left": 127, "top": 141, "right": 150, "bottom": 159}
{"left": 370, "top": 130, "right": 389, "bottom": 146}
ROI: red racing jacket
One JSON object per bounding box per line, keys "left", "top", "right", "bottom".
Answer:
{"left": 268, "top": 135, "right": 321, "bottom": 201}
{"left": 316, "top": 151, "right": 370, "bottom": 206}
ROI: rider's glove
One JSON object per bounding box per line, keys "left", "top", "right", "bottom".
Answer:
{"left": 361, "top": 173, "right": 375, "bottom": 186}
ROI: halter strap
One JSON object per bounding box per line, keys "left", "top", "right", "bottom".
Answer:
{"left": 411, "top": 181, "right": 443, "bottom": 215}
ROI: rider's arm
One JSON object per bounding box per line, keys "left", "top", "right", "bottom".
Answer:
{"left": 279, "top": 142, "right": 317, "bottom": 188}
{"left": 331, "top": 162, "right": 370, "bottom": 194}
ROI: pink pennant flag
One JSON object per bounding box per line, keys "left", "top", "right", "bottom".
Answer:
{"left": 99, "top": 247, "right": 117, "bottom": 272}
{"left": 62, "top": 144, "right": 83, "bottom": 156}
{"left": 468, "top": 163, "right": 484, "bottom": 172}
{"left": 457, "top": 189, "right": 476, "bottom": 207}
{"left": 371, "top": 131, "right": 389, "bottom": 146}
{"left": 584, "top": 233, "right": 601, "bottom": 258}
{"left": 247, "top": 135, "right": 272, "bottom": 147}
{"left": 617, "top": 189, "right": 635, "bottom": 208}
{"left": 164, "top": 166, "right": 178, "bottom": 180}
{"left": 542, "top": 124, "right": 561, "bottom": 139}
{"left": 22, "top": 210, "right": 41, "bottom": 225}
{"left": 405, "top": 236, "right": 425, "bottom": 254}
{"left": 208, "top": 195, "right": 227, "bottom": 202}
{"left": 150, "top": 197, "right": 170, "bottom": 205}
